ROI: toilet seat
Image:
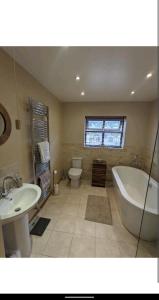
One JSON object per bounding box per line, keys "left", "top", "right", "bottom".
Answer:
{"left": 68, "top": 168, "right": 82, "bottom": 177}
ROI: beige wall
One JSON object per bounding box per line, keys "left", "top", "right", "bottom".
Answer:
{"left": 0, "top": 48, "right": 158, "bottom": 185}
{"left": 0, "top": 49, "right": 62, "bottom": 185}
{"left": 62, "top": 102, "right": 154, "bottom": 181}
{"left": 145, "top": 100, "right": 159, "bottom": 181}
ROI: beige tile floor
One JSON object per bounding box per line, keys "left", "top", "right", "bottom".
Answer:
{"left": 30, "top": 179, "right": 158, "bottom": 258}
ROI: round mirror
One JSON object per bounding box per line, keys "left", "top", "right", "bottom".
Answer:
{"left": 0, "top": 103, "right": 12, "bottom": 145}
{"left": 0, "top": 113, "right": 5, "bottom": 136}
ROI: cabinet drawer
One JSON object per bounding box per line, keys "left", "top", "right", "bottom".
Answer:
{"left": 92, "top": 165, "right": 106, "bottom": 170}
{"left": 92, "top": 180, "right": 106, "bottom": 187}
{"left": 92, "top": 168, "right": 106, "bottom": 173}
{"left": 92, "top": 171, "right": 106, "bottom": 177}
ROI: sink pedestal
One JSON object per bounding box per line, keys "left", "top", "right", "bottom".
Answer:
{"left": 3, "top": 214, "right": 31, "bottom": 257}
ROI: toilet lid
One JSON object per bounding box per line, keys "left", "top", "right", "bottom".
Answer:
{"left": 68, "top": 168, "right": 82, "bottom": 176}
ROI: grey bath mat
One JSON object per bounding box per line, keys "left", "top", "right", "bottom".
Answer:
{"left": 85, "top": 195, "right": 112, "bottom": 225}
{"left": 30, "top": 217, "right": 50, "bottom": 236}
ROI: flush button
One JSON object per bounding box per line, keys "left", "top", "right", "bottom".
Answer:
{"left": 15, "top": 207, "right": 21, "bottom": 212}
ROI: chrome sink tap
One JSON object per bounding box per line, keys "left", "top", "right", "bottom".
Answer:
{"left": 2, "top": 176, "right": 22, "bottom": 197}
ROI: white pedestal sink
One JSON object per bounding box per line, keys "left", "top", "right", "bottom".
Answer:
{"left": 0, "top": 183, "right": 41, "bottom": 257}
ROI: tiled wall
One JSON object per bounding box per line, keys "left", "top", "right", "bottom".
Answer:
{"left": 62, "top": 143, "right": 148, "bottom": 182}
{"left": 144, "top": 100, "right": 159, "bottom": 181}
{"left": 62, "top": 101, "right": 154, "bottom": 183}
{"left": 148, "top": 129, "right": 159, "bottom": 182}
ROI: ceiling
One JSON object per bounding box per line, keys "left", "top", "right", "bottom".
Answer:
{"left": 3, "top": 47, "right": 158, "bottom": 102}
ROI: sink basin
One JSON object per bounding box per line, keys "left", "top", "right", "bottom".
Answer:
{"left": 0, "top": 183, "right": 41, "bottom": 224}
{"left": 1, "top": 183, "right": 41, "bottom": 257}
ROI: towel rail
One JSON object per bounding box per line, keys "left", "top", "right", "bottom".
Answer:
{"left": 29, "top": 97, "right": 51, "bottom": 204}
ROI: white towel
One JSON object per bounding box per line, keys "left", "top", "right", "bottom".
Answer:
{"left": 38, "top": 141, "right": 50, "bottom": 163}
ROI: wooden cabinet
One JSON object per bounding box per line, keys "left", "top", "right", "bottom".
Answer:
{"left": 92, "top": 160, "right": 107, "bottom": 187}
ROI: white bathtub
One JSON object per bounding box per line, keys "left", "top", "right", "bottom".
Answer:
{"left": 112, "top": 166, "right": 159, "bottom": 241}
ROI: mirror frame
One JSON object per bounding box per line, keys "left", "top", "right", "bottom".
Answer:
{"left": 0, "top": 103, "right": 12, "bottom": 145}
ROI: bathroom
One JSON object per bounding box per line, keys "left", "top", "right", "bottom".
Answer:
{"left": 0, "top": 47, "right": 158, "bottom": 258}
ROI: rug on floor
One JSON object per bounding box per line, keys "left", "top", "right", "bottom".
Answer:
{"left": 30, "top": 217, "right": 51, "bottom": 236}
{"left": 85, "top": 194, "right": 112, "bottom": 225}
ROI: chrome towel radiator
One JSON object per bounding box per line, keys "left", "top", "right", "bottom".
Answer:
{"left": 29, "top": 97, "right": 51, "bottom": 205}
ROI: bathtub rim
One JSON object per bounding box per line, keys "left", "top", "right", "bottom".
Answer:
{"left": 112, "top": 165, "right": 158, "bottom": 216}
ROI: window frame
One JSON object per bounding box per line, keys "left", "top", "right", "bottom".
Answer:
{"left": 84, "top": 116, "right": 126, "bottom": 148}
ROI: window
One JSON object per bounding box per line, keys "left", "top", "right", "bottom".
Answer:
{"left": 85, "top": 116, "right": 126, "bottom": 148}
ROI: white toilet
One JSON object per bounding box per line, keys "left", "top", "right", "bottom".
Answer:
{"left": 68, "top": 157, "right": 82, "bottom": 188}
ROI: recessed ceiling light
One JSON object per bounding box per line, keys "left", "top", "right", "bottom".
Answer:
{"left": 146, "top": 72, "right": 152, "bottom": 79}
{"left": 131, "top": 91, "right": 135, "bottom": 95}
{"left": 81, "top": 91, "right": 85, "bottom": 96}
{"left": 76, "top": 75, "right": 80, "bottom": 81}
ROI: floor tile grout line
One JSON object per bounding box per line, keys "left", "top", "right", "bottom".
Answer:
{"left": 67, "top": 234, "right": 74, "bottom": 258}
{"left": 38, "top": 230, "right": 53, "bottom": 256}
{"left": 31, "top": 180, "right": 155, "bottom": 258}
{"left": 95, "top": 232, "right": 97, "bottom": 258}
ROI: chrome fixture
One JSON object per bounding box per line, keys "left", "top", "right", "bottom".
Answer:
{"left": 1, "top": 176, "right": 22, "bottom": 197}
